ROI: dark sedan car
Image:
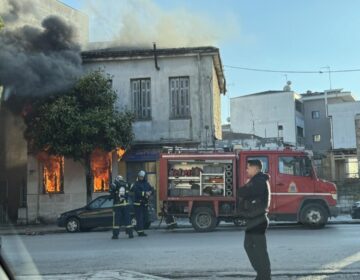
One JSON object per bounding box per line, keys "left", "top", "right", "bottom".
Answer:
{"left": 351, "top": 201, "right": 360, "bottom": 219}
{"left": 57, "top": 195, "right": 155, "bottom": 232}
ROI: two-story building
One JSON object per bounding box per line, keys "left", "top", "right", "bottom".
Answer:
{"left": 82, "top": 46, "right": 226, "bottom": 183}
{"left": 301, "top": 89, "right": 355, "bottom": 154}
{"left": 24, "top": 46, "right": 226, "bottom": 223}
{"left": 301, "top": 89, "right": 357, "bottom": 180}
{"left": 229, "top": 85, "right": 305, "bottom": 147}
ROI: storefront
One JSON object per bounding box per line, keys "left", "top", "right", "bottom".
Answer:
{"left": 121, "top": 149, "right": 160, "bottom": 217}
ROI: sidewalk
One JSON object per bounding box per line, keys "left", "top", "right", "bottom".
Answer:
{"left": 0, "top": 215, "right": 358, "bottom": 236}
{"left": 16, "top": 270, "right": 168, "bottom": 280}
{"left": 14, "top": 269, "right": 360, "bottom": 280}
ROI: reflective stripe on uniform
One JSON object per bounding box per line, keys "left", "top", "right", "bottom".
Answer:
{"left": 126, "top": 225, "right": 133, "bottom": 228}
{"left": 113, "top": 211, "right": 115, "bottom": 227}
{"left": 114, "top": 203, "right": 128, "bottom": 207}
{"left": 134, "top": 203, "right": 141, "bottom": 206}
{"left": 112, "top": 226, "right": 120, "bottom": 229}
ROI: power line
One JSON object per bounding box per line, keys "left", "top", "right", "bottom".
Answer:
{"left": 223, "top": 65, "right": 360, "bottom": 74}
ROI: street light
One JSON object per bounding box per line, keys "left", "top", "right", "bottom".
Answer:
{"left": 320, "top": 66, "right": 332, "bottom": 117}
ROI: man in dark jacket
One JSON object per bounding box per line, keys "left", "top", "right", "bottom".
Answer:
{"left": 109, "top": 175, "right": 134, "bottom": 239}
{"left": 238, "top": 159, "right": 271, "bottom": 280}
{"left": 130, "top": 170, "right": 154, "bottom": 236}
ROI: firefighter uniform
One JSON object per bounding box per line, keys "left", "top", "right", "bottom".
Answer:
{"left": 130, "top": 170, "right": 154, "bottom": 236}
{"left": 109, "top": 176, "right": 133, "bottom": 239}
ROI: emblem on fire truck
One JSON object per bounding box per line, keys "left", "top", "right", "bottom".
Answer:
{"left": 288, "top": 182, "right": 297, "bottom": 193}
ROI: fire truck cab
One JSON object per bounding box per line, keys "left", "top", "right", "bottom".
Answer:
{"left": 159, "top": 148, "right": 338, "bottom": 232}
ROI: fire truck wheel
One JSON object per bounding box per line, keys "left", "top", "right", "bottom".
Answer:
{"left": 66, "top": 217, "right": 80, "bottom": 233}
{"left": 191, "top": 207, "right": 217, "bottom": 232}
{"left": 300, "top": 203, "right": 328, "bottom": 228}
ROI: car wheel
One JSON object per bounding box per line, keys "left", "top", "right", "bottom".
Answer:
{"left": 300, "top": 203, "right": 328, "bottom": 229}
{"left": 66, "top": 217, "right": 80, "bottom": 233}
{"left": 191, "top": 207, "right": 217, "bottom": 232}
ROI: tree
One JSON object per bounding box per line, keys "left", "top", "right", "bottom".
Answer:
{"left": 25, "top": 70, "right": 134, "bottom": 202}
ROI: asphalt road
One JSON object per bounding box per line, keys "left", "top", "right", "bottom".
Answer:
{"left": 2, "top": 223, "right": 360, "bottom": 279}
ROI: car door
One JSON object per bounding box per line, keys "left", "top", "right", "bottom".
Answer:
{"left": 98, "top": 197, "right": 113, "bottom": 227}
{"left": 78, "top": 196, "right": 109, "bottom": 228}
{"left": 274, "top": 155, "right": 315, "bottom": 214}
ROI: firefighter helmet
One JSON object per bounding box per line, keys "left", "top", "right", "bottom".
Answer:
{"left": 138, "top": 170, "right": 146, "bottom": 178}
{"left": 115, "top": 175, "right": 125, "bottom": 184}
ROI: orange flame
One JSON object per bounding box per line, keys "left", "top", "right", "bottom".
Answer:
{"left": 116, "top": 147, "right": 126, "bottom": 161}
{"left": 91, "top": 149, "right": 112, "bottom": 192}
{"left": 37, "top": 152, "right": 64, "bottom": 193}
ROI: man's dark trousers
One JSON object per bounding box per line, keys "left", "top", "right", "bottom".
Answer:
{"left": 244, "top": 217, "right": 271, "bottom": 280}
{"left": 134, "top": 204, "right": 146, "bottom": 233}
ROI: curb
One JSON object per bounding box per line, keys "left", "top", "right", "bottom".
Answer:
{"left": 1, "top": 219, "right": 358, "bottom": 236}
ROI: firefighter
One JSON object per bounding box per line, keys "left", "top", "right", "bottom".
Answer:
{"left": 131, "top": 170, "right": 153, "bottom": 236}
{"left": 238, "top": 159, "right": 271, "bottom": 280}
{"left": 109, "top": 175, "right": 134, "bottom": 240}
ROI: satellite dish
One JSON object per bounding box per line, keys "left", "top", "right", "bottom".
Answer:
{"left": 283, "top": 81, "right": 292, "bottom": 91}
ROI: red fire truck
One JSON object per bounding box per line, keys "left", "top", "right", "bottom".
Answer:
{"left": 159, "top": 148, "right": 339, "bottom": 232}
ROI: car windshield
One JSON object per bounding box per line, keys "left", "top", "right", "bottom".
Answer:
{"left": 100, "top": 198, "right": 113, "bottom": 208}
{"left": 1, "top": 1, "right": 360, "bottom": 279}
{"left": 88, "top": 197, "right": 106, "bottom": 209}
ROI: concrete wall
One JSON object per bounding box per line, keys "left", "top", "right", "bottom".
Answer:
{"left": 83, "top": 54, "right": 220, "bottom": 147}
{"left": 0, "top": 104, "right": 27, "bottom": 223}
{"left": 26, "top": 152, "right": 119, "bottom": 223}
{"left": 303, "top": 99, "right": 331, "bottom": 153}
{"left": 212, "top": 64, "right": 222, "bottom": 140}
{"left": 230, "top": 91, "right": 303, "bottom": 145}
{"left": 328, "top": 102, "right": 360, "bottom": 149}
{"left": 27, "top": 156, "right": 87, "bottom": 223}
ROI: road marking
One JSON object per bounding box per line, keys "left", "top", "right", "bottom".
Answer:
{"left": 298, "top": 251, "right": 360, "bottom": 280}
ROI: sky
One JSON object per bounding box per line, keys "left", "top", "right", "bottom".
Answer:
{"left": 60, "top": 0, "right": 360, "bottom": 123}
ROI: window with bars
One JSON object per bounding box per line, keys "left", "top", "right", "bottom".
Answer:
{"left": 169, "top": 77, "right": 190, "bottom": 118}
{"left": 131, "top": 78, "right": 151, "bottom": 120}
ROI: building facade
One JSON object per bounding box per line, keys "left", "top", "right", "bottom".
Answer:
{"left": 230, "top": 90, "right": 305, "bottom": 147}
{"left": 301, "top": 89, "right": 355, "bottom": 154}
{"left": 0, "top": 0, "right": 88, "bottom": 224}
{"left": 82, "top": 46, "right": 225, "bottom": 148}
{"left": 81, "top": 46, "right": 226, "bottom": 216}
{"left": 22, "top": 46, "right": 226, "bottom": 223}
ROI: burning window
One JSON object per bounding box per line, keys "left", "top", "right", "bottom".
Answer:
{"left": 37, "top": 152, "right": 64, "bottom": 194}
{"left": 91, "top": 149, "right": 112, "bottom": 192}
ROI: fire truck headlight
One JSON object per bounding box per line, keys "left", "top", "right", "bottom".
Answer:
{"left": 331, "top": 192, "right": 337, "bottom": 200}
